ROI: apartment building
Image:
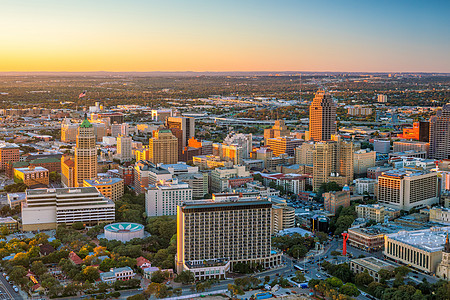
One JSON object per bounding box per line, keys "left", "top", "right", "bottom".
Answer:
{"left": 264, "top": 120, "right": 290, "bottom": 145}
{"left": 117, "top": 135, "right": 133, "bottom": 162}
{"left": 21, "top": 187, "right": 115, "bottom": 231}
{"left": 83, "top": 177, "right": 124, "bottom": 202}
{"left": 145, "top": 178, "right": 192, "bottom": 217}
{"left": 354, "top": 149, "right": 376, "bottom": 176}
{"left": 270, "top": 197, "right": 295, "bottom": 234}
{"left": 176, "top": 199, "right": 282, "bottom": 280}
{"left": 354, "top": 178, "right": 377, "bottom": 195}
{"left": 177, "top": 172, "right": 209, "bottom": 199}
{"left": 377, "top": 169, "right": 438, "bottom": 210}
{"left": 192, "top": 155, "right": 233, "bottom": 170}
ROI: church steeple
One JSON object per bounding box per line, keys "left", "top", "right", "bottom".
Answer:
{"left": 444, "top": 232, "right": 450, "bottom": 253}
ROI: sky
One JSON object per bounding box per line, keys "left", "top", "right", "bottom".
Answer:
{"left": 0, "top": 0, "right": 449, "bottom": 72}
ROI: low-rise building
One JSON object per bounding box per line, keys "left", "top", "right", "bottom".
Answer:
{"left": 100, "top": 267, "right": 135, "bottom": 284}
{"left": 192, "top": 155, "right": 233, "bottom": 170}
{"left": 429, "top": 207, "right": 450, "bottom": 224}
{"left": 83, "top": 177, "right": 124, "bottom": 202}
{"left": 350, "top": 257, "right": 396, "bottom": 282}
{"left": 0, "top": 217, "right": 19, "bottom": 232}
{"left": 270, "top": 196, "right": 295, "bottom": 234}
{"left": 7, "top": 192, "right": 26, "bottom": 208}
{"left": 354, "top": 178, "right": 377, "bottom": 195}
{"left": 384, "top": 227, "right": 450, "bottom": 274}
{"left": 324, "top": 190, "right": 350, "bottom": 215}
{"left": 355, "top": 204, "right": 400, "bottom": 223}
{"left": 14, "top": 166, "right": 49, "bottom": 188}
{"left": 260, "top": 173, "right": 308, "bottom": 195}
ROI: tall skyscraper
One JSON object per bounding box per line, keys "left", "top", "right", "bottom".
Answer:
{"left": 429, "top": 104, "right": 450, "bottom": 159}
{"left": 312, "top": 135, "right": 354, "bottom": 191}
{"left": 75, "top": 117, "right": 97, "bottom": 187}
{"left": 309, "top": 90, "right": 336, "bottom": 141}
{"left": 148, "top": 129, "right": 178, "bottom": 164}
{"left": 117, "top": 135, "right": 133, "bottom": 162}
{"left": 166, "top": 116, "right": 195, "bottom": 150}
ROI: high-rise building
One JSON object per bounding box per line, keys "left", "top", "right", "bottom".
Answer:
{"left": 354, "top": 149, "right": 376, "bottom": 176}
{"left": 312, "top": 136, "right": 354, "bottom": 191}
{"left": 266, "top": 136, "right": 303, "bottom": 157}
{"left": 83, "top": 177, "right": 124, "bottom": 202}
{"left": 393, "top": 141, "right": 429, "bottom": 155}
{"left": 223, "top": 132, "right": 253, "bottom": 159}
{"left": 373, "top": 139, "right": 391, "bottom": 154}
{"left": 210, "top": 165, "right": 251, "bottom": 193}
{"left": 117, "top": 135, "right": 133, "bottom": 162}
{"left": 166, "top": 116, "right": 195, "bottom": 151}
{"left": 324, "top": 190, "right": 350, "bottom": 215}
{"left": 133, "top": 160, "right": 172, "bottom": 194}
{"left": 61, "top": 119, "right": 78, "bottom": 143}
{"left": 429, "top": 104, "right": 450, "bottom": 159}
{"left": 213, "top": 143, "right": 243, "bottom": 165}
{"left": 402, "top": 121, "right": 430, "bottom": 142}
{"left": 309, "top": 90, "right": 336, "bottom": 141}
{"left": 21, "top": 187, "right": 115, "bottom": 231}
{"left": 148, "top": 129, "right": 178, "bottom": 164}
{"left": 151, "top": 109, "right": 172, "bottom": 122}
{"left": 264, "top": 120, "right": 290, "bottom": 145}
{"left": 176, "top": 199, "right": 282, "bottom": 280}
{"left": 74, "top": 118, "right": 97, "bottom": 187}
{"left": 145, "top": 178, "right": 192, "bottom": 217}
{"left": 295, "top": 142, "right": 315, "bottom": 165}
{"left": 377, "top": 169, "right": 438, "bottom": 210}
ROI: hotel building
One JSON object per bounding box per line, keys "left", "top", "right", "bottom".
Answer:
{"left": 176, "top": 199, "right": 282, "bottom": 280}
{"left": 145, "top": 178, "right": 192, "bottom": 217}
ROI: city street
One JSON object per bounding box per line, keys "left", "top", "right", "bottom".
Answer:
{"left": 0, "top": 274, "right": 22, "bottom": 300}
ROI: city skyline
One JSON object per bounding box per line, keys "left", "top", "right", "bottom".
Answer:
{"left": 1, "top": 0, "right": 449, "bottom": 72}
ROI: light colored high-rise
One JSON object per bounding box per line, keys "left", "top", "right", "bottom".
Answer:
{"left": 117, "top": 135, "right": 133, "bottom": 162}
{"left": 354, "top": 149, "right": 376, "bottom": 176}
{"left": 61, "top": 119, "right": 78, "bottom": 143}
{"left": 429, "top": 104, "right": 450, "bottom": 160}
{"left": 312, "top": 135, "right": 354, "bottom": 191}
{"left": 210, "top": 165, "right": 251, "bottom": 193}
{"left": 377, "top": 169, "right": 438, "bottom": 210}
{"left": 145, "top": 178, "right": 192, "bottom": 217}
{"left": 377, "top": 94, "right": 388, "bottom": 103}
{"left": 223, "top": 132, "right": 252, "bottom": 159}
{"left": 213, "top": 143, "right": 243, "bottom": 164}
{"left": 74, "top": 118, "right": 97, "bottom": 187}
{"left": 295, "top": 142, "right": 315, "bottom": 165}
{"left": 176, "top": 199, "right": 282, "bottom": 280}
{"left": 148, "top": 129, "right": 178, "bottom": 164}
{"left": 309, "top": 90, "right": 336, "bottom": 141}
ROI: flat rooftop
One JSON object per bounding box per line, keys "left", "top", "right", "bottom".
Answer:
{"left": 84, "top": 177, "right": 123, "bottom": 186}
{"left": 387, "top": 227, "right": 450, "bottom": 252}
{"left": 352, "top": 257, "right": 396, "bottom": 272}
{"left": 15, "top": 166, "right": 48, "bottom": 173}
{"left": 27, "top": 186, "right": 100, "bottom": 196}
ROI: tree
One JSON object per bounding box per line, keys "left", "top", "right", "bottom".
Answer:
{"left": 174, "top": 270, "right": 194, "bottom": 284}
{"left": 82, "top": 266, "right": 100, "bottom": 282}
{"left": 264, "top": 275, "right": 270, "bottom": 284}
{"left": 288, "top": 245, "right": 307, "bottom": 259}
{"left": 8, "top": 266, "right": 27, "bottom": 285}
{"left": 377, "top": 269, "right": 392, "bottom": 284}
{"left": 339, "top": 283, "right": 360, "bottom": 297}
{"left": 127, "top": 295, "right": 145, "bottom": 300}
{"left": 325, "top": 277, "right": 343, "bottom": 288}
{"left": 72, "top": 222, "right": 85, "bottom": 230}
{"left": 315, "top": 231, "right": 329, "bottom": 244}
{"left": 394, "top": 266, "right": 410, "bottom": 277}
{"left": 173, "top": 288, "right": 182, "bottom": 297}
{"left": 293, "top": 271, "right": 306, "bottom": 283}
{"left": 49, "top": 171, "right": 61, "bottom": 183}
{"left": 151, "top": 270, "right": 169, "bottom": 283}
{"left": 12, "top": 252, "right": 29, "bottom": 267}
{"left": 355, "top": 272, "right": 374, "bottom": 286}
{"left": 0, "top": 226, "right": 9, "bottom": 236}
{"left": 228, "top": 284, "right": 244, "bottom": 297}
{"left": 30, "top": 260, "right": 47, "bottom": 276}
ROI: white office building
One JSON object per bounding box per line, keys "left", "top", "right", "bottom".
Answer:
{"left": 117, "top": 135, "right": 133, "bottom": 162}
{"left": 145, "top": 178, "right": 192, "bottom": 216}
{"left": 21, "top": 187, "right": 115, "bottom": 231}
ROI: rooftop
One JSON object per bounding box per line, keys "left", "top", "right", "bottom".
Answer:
{"left": 387, "top": 227, "right": 450, "bottom": 252}
{"left": 26, "top": 186, "right": 100, "bottom": 196}
{"left": 351, "top": 257, "right": 396, "bottom": 272}
{"left": 181, "top": 199, "right": 272, "bottom": 210}
{"left": 84, "top": 177, "right": 123, "bottom": 186}
{"left": 15, "top": 166, "right": 48, "bottom": 173}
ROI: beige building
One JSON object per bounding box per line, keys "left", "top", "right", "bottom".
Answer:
{"left": 393, "top": 141, "right": 430, "bottom": 154}
{"left": 354, "top": 149, "right": 376, "bottom": 176}
{"left": 295, "top": 142, "right": 314, "bottom": 166}
{"left": 324, "top": 190, "right": 350, "bottom": 215}
{"left": 348, "top": 106, "right": 373, "bottom": 116}
{"left": 313, "top": 135, "right": 354, "bottom": 191}
{"left": 117, "top": 135, "right": 133, "bottom": 162}
{"left": 429, "top": 207, "right": 450, "bottom": 223}
{"left": 356, "top": 204, "right": 400, "bottom": 222}
{"left": 192, "top": 155, "right": 233, "bottom": 170}
{"left": 436, "top": 235, "right": 450, "bottom": 280}
{"left": 270, "top": 197, "right": 295, "bottom": 234}
{"left": 267, "top": 136, "right": 303, "bottom": 157}
{"left": 350, "top": 257, "right": 396, "bottom": 282}
{"left": 61, "top": 119, "right": 78, "bottom": 143}
{"left": 213, "top": 143, "right": 243, "bottom": 164}
{"left": 210, "top": 165, "right": 250, "bottom": 193}
{"left": 384, "top": 227, "right": 450, "bottom": 274}
{"left": 176, "top": 199, "right": 282, "bottom": 280}
{"left": 148, "top": 129, "right": 178, "bottom": 164}
{"left": 74, "top": 118, "right": 97, "bottom": 187}
{"left": 83, "top": 177, "right": 124, "bottom": 202}
{"left": 309, "top": 90, "right": 336, "bottom": 142}
{"left": 377, "top": 169, "right": 438, "bottom": 211}
{"left": 264, "top": 120, "right": 290, "bottom": 145}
